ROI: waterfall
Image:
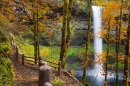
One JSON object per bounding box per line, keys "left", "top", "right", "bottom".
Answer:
{"left": 92, "top": 6, "right": 103, "bottom": 63}
{"left": 76, "top": 6, "right": 124, "bottom": 86}
{"left": 92, "top": 6, "right": 104, "bottom": 74}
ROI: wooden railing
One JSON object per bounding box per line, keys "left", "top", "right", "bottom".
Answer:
{"left": 14, "top": 45, "right": 61, "bottom": 75}
{"left": 12, "top": 43, "right": 84, "bottom": 86}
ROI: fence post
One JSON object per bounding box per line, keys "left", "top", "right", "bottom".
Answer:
{"left": 38, "top": 56, "right": 42, "bottom": 67}
{"left": 16, "top": 46, "right": 18, "bottom": 61}
{"left": 44, "top": 82, "right": 53, "bottom": 86}
{"left": 22, "top": 54, "right": 24, "bottom": 65}
{"left": 39, "top": 62, "right": 52, "bottom": 86}
{"left": 58, "top": 61, "right": 61, "bottom": 75}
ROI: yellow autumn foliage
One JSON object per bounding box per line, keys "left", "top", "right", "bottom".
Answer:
{"left": 38, "top": 22, "right": 48, "bottom": 31}
{"left": 103, "top": 2, "right": 120, "bottom": 27}
{"left": 40, "top": 48, "right": 51, "bottom": 58}
{"left": 0, "top": 13, "right": 11, "bottom": 27}
{"left": 95, "top": 0, "right": 108, "bottom": 6}
{"left": 19, "top": 13, "right": 28, "bottom": 20}
{"left": 99, "top": 29, "right": 107, "bottom": 38}
{"left": 101, "top": 52, "right": 107, "bottom": 62}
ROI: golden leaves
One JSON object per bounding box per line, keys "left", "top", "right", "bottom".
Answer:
{"left": 101, "top": 52, "right": 107, "bottom": 62}
{"left": 95, "top": 0, "right": 108, "bottom": 6}
{"left": 103, "top": 2, "right": 120, "bottom": 26}
{"left": 19, "top": 13, "right": 28, "bottom": 20}
{"left": 99, "top": 29, "right": 107, "bottom": 38}
{"left": 59, "top": 17, "right": 63, "bottom": 22}
{"left": 40, "top": 48, "right": 51, "bottom": 58}
{"left": 0, "top": 13, "right": 11, "bottom": 27}
{"left": 94, "top": 53, "right": 104, "bottom": 65}
{"left": 8, "top": 15, "right": 17, "bottom": 22}
{"left": 38, "top": 22, "right": 48, "bottom": 31}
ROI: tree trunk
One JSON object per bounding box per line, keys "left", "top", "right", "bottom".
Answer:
{"left": 60, "top": 0, "right": 74, "bottom": 69}
{"left": 116, "top": 0, "right": 123, "bottom": 85}
{"left": 66, "top": 0, "right": 73, "bottom": 49}
{"left": 104, "top": 21, "right": 110, "bottom": 86}
{"left": 0, "top": 0, "right": 3, "bottom": 13}
{"left": 34, "top": 14, "right": 38, "bottom": 64}
{"left": 123, "top": 7, "right": 130, "bottom": 86}
{"left": 36, "top": 0, "right": 40, "bottom": 66}
{"left": 0, "top": 0, "right": 2, "bottom": 10}
{"left": 115, "top": 21, "right": 119, "bottom": 86}
{"left": 81, "top": 0, "right": 92, "bottom": 85}
{"left": 32, "top": 0, "right": 38, "bottom": 64}
{"left": 60, "top": 0, "right": 68, "bottom": 69}
{"left": 81, "top": 66, "right": 87, "bottom": 85}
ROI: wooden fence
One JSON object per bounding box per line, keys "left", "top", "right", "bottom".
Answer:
{"left": 12, "top": 43, "right": 84, "bottom": 86}
{"left": 15, "top": 46, "right": 61, "bottom": 75}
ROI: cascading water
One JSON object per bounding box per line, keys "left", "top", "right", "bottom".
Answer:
{"left": 93, "top": 6, "right": 103, "bottom": 59}
{"left": 82, "top": 6, "right": 105, "bottom": 85}
{"left": 92, "top": 6, "right": 104, "bottom": 76}
{"left": 75, "top": 6, "right": 124, "bottom": 86}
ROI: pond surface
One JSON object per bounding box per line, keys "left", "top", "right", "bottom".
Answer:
{"left": 75, "top": 67, "right": 128, "bottom": 86}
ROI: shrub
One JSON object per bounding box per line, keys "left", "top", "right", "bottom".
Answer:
{"left": 0, "top": 43, "right": 12, "bottom": 57}
{"left": 0, "top": 55, "right": 15, "bottom": 86}
{"left": 52, "top": 78, "right": 65, "bottom": 86}
{"left": 40, "top": 48, "right": 51, "bottom": 58}
{"left": 0, "top": 31, "right": 15, "bottom": 86}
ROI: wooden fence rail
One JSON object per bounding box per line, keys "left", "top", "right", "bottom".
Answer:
{"left": 15, "top": 45, "right": 61, "bottom": 75}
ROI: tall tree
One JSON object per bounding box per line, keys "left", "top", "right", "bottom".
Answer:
{"left": 123, "top": 6, "right": 130, "bottom": 86}
{"left": 60, "top": 0, "right": 76, "bottom": 69}
{"left": 115, "top": 0, "right": 123, "bottom": 85}
{"left": 115, "top": 17, "right": 120, "bottom": 86}
{"left": 102, "top": 2, "right": 120, "bottom": 85}
{"left": 104, "top": 19, "right": 110, "bottom": 86}
{"left": 31, "top": 0, "right": 39, "bottom": 64}
{"left": 13, "top": 0, "right": 51, "bottom": 64}
{"left": 81, "top": 0, "right": 92, "bottom": 85}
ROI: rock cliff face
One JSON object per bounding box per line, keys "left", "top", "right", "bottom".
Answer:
{"left": 70, "top": 29, "right": 87, "bottom": 46}
{"left": 13, "top": 0, "right": 90, "bottom": 46}
{"left": 40, "top": 20, "right": 93, "bottom": 46}
{"left": 70, "top": 20, "right": 93, "bottom": 46}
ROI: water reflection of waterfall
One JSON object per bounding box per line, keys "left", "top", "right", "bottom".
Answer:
{"left": 75, "top": 6, "right": 124, "bottom": 86}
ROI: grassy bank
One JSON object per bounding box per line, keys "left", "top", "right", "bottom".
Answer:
{"left": 17, "top": 44, "right": 125, "bottom": 59}
{"left": 17, "top": 43, "right": 126, "bottom": 68}
{"left": 17, "top": 43, "right": 87, "bottom": 60}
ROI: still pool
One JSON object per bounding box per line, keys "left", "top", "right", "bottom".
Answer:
{"left": 75, "top": 68, "right": 129, "bottom": 86}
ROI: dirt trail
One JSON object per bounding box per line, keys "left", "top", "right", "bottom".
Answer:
{"left": 12, "top": 51, "right": 83, "bottom": 86}
{"left": 12, "top": 53, "right": 39, "bottom": 86}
